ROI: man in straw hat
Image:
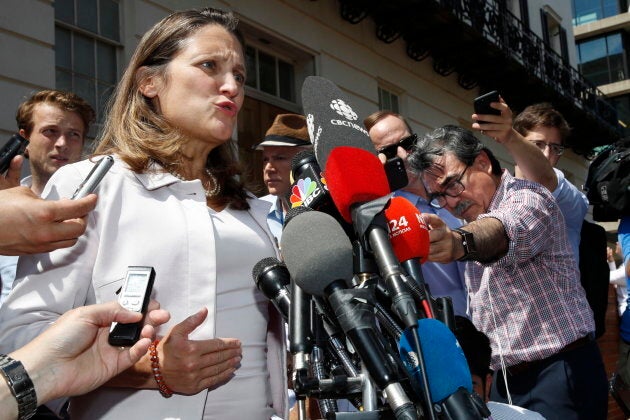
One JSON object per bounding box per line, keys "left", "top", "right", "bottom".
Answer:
{"left": 254, "top": 114, "right": 312, "bottom": 242}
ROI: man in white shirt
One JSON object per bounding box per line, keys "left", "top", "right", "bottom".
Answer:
{"left": 254, "top": 114, "right": 312, "bottom": 243}
{"left": 0, "top": 90, "right": 94, "bottom": 306}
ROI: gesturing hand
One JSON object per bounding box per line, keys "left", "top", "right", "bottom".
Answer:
{"left": 158, "top": 307, "right": 242, "bottom": 395}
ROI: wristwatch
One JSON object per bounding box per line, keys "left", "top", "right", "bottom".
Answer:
{"left": 453, "top": 228, "right": 477, "bottom": 261}
{"left": 0, "top": 354, "right": 37, "bottom": 420}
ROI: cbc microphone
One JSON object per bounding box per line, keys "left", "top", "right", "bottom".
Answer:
{"left": 282, "top": 209, "right": 418, "bottom": 420}
{"left": 252, "top": 257, "right": 291, "bottom": 322}
{"left": 300, "top": 76, "right": 375, "bottom": 171}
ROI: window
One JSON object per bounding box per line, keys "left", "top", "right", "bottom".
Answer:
{"left": 54, "top": 0, "right": 120, "bottom": 124}
{"left": 245, "top": 46, "right": 296, "bottom": 103}
{"left": 540, "top": 8, "right": 569, "bottom": 62}
{"left": 572, "top": 0, "right": 624, "bottom": 25}
{"left": 577, "top": 33, "right": 627, "bottom": 85}
{"left": 378, "top": 87, "right": 399, "bottom": 113}
{"left": 505, "top": 0, "right": 530, "bottom": 28}
{"left": 609, "top": 94, "right": 630, "bottom": 138}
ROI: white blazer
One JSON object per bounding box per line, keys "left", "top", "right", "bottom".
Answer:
{"left": 0, "top": 156, "right": 288, "bottom": 419}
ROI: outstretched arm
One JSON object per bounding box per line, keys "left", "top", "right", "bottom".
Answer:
{"left": 471, "top": 97, "right": 557, "bottom": 191}
{"left": 423, "top": 213, "right": 508, "bottom": 264}
{"left": 0, "top": 300, "right": 170, "bottom": 420}
{"left": 0, "top": 187, "right": 97, "bottom": 255}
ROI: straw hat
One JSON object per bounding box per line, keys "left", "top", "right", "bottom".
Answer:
{"left": 253, "top": 114, "right": 312, "bottom": 150}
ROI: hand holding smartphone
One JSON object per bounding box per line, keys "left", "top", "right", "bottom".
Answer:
{"left": 109, "top": 266, "right": 156, "bottom": 346}
{"left": 473, "top": 90, "right": 501, "bottom": 124}
{"left": 0, "top": 134, "right": 29, "bottom": 174}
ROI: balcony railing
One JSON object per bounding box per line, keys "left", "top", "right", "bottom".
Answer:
{"left": 333, "top": 0, "right": 621, "bottom": 150}
{"left": 447, "top": 0, "right": 618, "bottom": 133}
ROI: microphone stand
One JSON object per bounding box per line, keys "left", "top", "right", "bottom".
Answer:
{"left": 290, "top": 280, "right": 313, "bottom": 420}
{"left": 311, "top": 304, "right": 339, "bottom": 417}
{"left": 353, "top": 242, "right": 404, "bottom": 339}
{"left": 351, "top": 197, "right": 437, "bottom": 420}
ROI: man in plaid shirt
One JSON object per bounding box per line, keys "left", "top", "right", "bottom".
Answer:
{"left": 408, "top": 125, "right": 607, "bottom": 419}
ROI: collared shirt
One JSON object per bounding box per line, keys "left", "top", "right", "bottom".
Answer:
{"left": 552, "top": 168, "right": 588, "bottom": 263}
{"left": 394, "top": 190, "right": 469, "bottom": 317}
{"left": 261, "top": 194, "right": 284, "bottom": 247}
{"left": 467, "top": 170, "right": 594, "bottom": 370}
{"left": 619, "top": 217, "right": 630, "bottom": 268}
{"left": 618, "top": 217, "right": 630, "bottom": 341}
{"left": 0, "top": 176, "right": 33, "bottom": 307}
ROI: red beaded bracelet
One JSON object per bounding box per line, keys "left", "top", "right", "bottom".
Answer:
{"left": 149, "top": 340, "right": 173, "bottom": 398}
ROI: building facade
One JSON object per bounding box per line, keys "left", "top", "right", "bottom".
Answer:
{"left": 573, "top": 0, "right": 630, "bottom": 138}
{"left": 0, "top": 0, "right": 617, "bottom": 190}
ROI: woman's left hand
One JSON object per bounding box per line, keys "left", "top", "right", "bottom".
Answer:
{"left": 157, "top": 308, "right": 243, "bottom": 395}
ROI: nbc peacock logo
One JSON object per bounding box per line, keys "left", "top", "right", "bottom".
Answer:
{"left": 290, "top": 176, "right": 327, "bottom": 208}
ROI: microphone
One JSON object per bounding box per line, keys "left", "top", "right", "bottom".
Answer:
{"left": 325, "top": 147, "right": 418, "bottom": 330}
{"left": 382, "top": 197, "right": 430, "bottom": 265}
{"left": 252, "top": 257, "right": 291, "bottom": 322}
{"left": 383, "top": 197, "right": 434, "bottom": 318}
{"left": 399, "top": 319, "right": 487, "bottom": 420}
{"left": 300, "top": 76, "right": 376, "bottom": 171}
{"left": 289, "top": 150, "right": 331, "bottom": 211}
{"left": 283, "top": 204, "right": 313, "bottom": 229}
{"left": 282, "top": 210, "right": 418, "bottom": 420}
{"left": 325, "top": 146, "right": 391, "bottom": 224}
{"left": 281, "top": 210, "right": 354, "bottom": 296}
{"left": 289, "top": 150, "right": 355, "bottom": 239}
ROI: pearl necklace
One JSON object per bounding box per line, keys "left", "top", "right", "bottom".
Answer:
{"left": 167, "top": 167, "right": 221, "bottom": 198}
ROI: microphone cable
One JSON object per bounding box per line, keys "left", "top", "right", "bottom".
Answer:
{"left": 486, "top": 275, "right": 513, "bottom": 406}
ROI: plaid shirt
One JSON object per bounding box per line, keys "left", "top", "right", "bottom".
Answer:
{"left": 466, "top": 170, "right": 594, "bottom": 370}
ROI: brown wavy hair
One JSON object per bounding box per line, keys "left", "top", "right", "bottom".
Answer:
{"left": 16, "top": 89, "right": 95, "bottom": 138}
{"left": 93, "top": 7, "right": 249, "bottom": 209}
{"left": 513, "top": 102, "right": 571, "bottom": 144}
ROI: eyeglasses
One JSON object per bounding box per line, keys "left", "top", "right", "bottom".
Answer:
{"left": 530, "top": 140, "right": 565, "bottom": 156}
{"left": 428, "top": 165, "right": 469, "bottom": 209}
{"left": 377, "top": 133, "right": 418, "bottom": 159}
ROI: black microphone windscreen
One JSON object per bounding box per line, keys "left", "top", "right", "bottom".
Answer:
{"left": 281, "top": 210, "right": 353, "bottom": 296}
{"left": 251, "top": 256, "right": 283, "bottom": 285}
{"left": 283, "top": 205, "right": 313, "bottom": 229}
{"left": 301, "top": 76, "right": 375, "bottom": 171}
{"left": 291, "top": 149, "right": 317, "bottom": 178}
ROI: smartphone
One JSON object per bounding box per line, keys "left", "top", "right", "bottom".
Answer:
{"left": 0, "top": 134, "right": 29, "bottom": 174}
{"left": 384, "top": 156, "right": 409, "bottom": 192}
{"left": 473, "top": 90, "right": 501, "bottom": 123}
{"left": 71, "top": 155, "right": 114, "bottom": 199}
{"left": 108, "top": 266, "right": 156, "bottom": 346}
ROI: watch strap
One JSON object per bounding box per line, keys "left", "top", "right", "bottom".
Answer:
{"left": 0, "top": 354, "right": 37, "bottom": 420}
{"left": 453, "top": 227, "right": 477, "bottom": 261}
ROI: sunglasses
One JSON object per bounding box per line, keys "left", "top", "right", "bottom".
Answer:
{"left": 377, "top": 133, "right": 418, "bottom": 159}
